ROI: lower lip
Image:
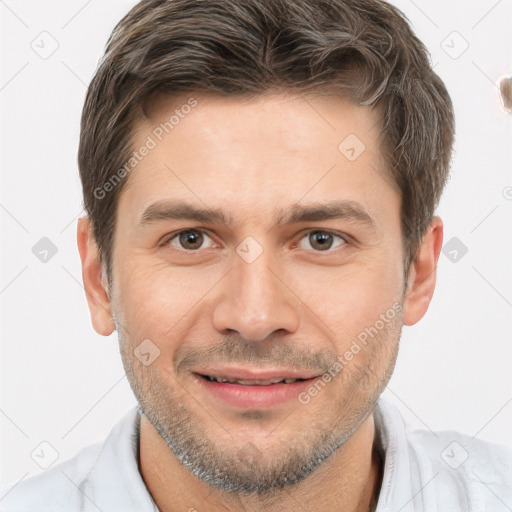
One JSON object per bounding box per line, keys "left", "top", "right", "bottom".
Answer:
{"left": 195, "top": 374, "right": 318, "bottom": 409}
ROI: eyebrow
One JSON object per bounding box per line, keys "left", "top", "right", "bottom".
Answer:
{"left": 276, "top": 201, "right": 375, "bottom": 228}
{"left": 138, "top": 201, "right": 231, "bottom": 228}
{"left": 137, "top": 199, "right": 375, "bottom": 230}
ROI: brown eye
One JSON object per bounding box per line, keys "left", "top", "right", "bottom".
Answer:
{"left": 309, "top": 231, "right": 333, "bottom": 250}
{"left": 179, "top": 230, "right": 203, "bottom": 250}
{"left": 167, "top": 229, "right": 214, "bottom": 251}
{"left": 298, "top": 230, "right": 346, "bottom": 252}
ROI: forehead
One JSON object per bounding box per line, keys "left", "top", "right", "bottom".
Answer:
{"left": 119, "top": 91, "right": 398, "bottom": 228}
{"left": 139, "top": 90, "right": 382, "bottom": 156}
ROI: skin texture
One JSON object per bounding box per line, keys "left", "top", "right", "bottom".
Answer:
{"left": 77, "top": 92, "right": 443, "bottom": 512}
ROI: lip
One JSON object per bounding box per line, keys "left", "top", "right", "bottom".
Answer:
{"left": 192, "top": 366, "right": 322, "bottom": 381}
{"left": 193, "top": 367, "right": 322, "bottom": 409}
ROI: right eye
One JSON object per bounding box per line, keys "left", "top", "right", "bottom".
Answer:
{"left": 163, "top": 229, "right": 216, "bottom": 252}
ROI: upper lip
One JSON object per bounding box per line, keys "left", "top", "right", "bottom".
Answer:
{"left": 193, "top": 366, "right": 322, "bottom": 381}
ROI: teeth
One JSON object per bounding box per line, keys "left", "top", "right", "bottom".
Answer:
{"left": 207, "top": 376, "right": 298, "bottom": 385}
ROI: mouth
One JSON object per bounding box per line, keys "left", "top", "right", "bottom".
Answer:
{"left": 192, "top": 369, "right": 321, "bottom": 409}
{"left": 199, "top": 374, "right": 307, "bottom": 385}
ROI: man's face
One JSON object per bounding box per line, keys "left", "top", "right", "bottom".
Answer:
{"left": 109, "top": 93, "right": 405, "bottom": 494}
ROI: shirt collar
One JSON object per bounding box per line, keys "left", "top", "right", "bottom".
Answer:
{"left": 83, "top": 405, "right": 159, "bottom": 511}
{"left": 373, "top": 396, "right": 416, "bottom": 512}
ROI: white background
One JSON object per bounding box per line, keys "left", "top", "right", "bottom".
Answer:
{"left": 1, "top": 0, "right": 511, "bottom": 489}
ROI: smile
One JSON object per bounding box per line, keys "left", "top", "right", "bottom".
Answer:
{"left": 193, "top": 370, "right": 321, "bottom": 409}
{"left": 201, "top": 375, "right": 305, "bottom": 385}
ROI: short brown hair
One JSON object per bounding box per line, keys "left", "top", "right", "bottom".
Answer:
{"left": 78, "top": 0, "right": 455, "bottom": 283}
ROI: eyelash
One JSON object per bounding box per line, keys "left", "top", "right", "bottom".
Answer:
{"left": 161, "top": 228, "right": 349, "bottom": 254}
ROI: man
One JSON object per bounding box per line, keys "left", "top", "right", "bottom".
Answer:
{"left": 1, "top": 0, "right": 511, "bottom": 510}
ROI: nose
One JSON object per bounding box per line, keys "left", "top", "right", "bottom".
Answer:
{"left": 212, "top": 247, "right": 300, "bottom": 341}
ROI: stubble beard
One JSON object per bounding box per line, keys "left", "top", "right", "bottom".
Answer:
{"left": 117, "top": 311, "right": 401, "bottom": 498}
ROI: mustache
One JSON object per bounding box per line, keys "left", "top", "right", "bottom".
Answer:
{"left": 175, "top": 334, "right": 339, "bottom": 375}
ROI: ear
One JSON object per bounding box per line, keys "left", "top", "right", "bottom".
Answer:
{"left": 402, "top": 216, "right": 443, "bottom": 326}
{"left": 77, "top": 217, "right": 116, "bottom": 336}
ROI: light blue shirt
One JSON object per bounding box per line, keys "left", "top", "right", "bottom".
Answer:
{"left": 1, "top": 397, "right": 511, "bottom": 511}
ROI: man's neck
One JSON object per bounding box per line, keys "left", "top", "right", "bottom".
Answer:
{"left": 139, "top": 412, "right": 382, "bottom": 512}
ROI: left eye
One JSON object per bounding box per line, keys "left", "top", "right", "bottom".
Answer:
{"left": 297, "top": 230, "right": 347, "bottom": 251}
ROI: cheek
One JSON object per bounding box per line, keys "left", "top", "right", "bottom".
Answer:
{"left": 114, "top": 260, "right": 222, "bottom": 338}
{"left": 295, "top": 258, "right": 403, "bottom": 348}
